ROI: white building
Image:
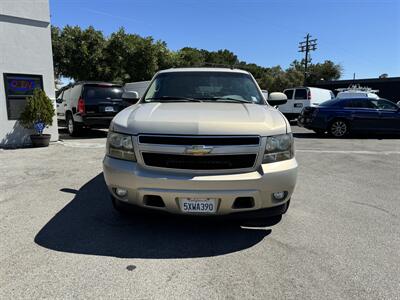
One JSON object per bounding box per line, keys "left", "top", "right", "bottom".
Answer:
{"left": 0, "top": 0, "right": 58, "bottom": 147}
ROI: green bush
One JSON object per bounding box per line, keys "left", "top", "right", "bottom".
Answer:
{"left": 20, "top": 89, "right": 55, "bottom": 134}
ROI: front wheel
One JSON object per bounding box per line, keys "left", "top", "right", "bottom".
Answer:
{"left": 329, "top": 120, "right": 349, "bottom": 137}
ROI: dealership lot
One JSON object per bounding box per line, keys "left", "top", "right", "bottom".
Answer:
{"left": 1, "top": 127, "right": 399, "bottom": 299}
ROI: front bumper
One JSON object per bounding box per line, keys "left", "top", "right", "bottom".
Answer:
{"left": 103, "top": 156, "right": 298, "bottom": 216}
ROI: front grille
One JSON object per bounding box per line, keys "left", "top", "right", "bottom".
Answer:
{"left": 142, "top": 153, "right": 257, "bottom": 170}
{"left": 139, "top": 135, "right": 260, "bottom": 146}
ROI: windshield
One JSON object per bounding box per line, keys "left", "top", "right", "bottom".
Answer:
{"left": 143, "top": 71, "right": 264, "bottom": 104}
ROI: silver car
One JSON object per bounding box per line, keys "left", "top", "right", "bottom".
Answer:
{"left": 103, "top": 68, "right": 298, "bottom": 225}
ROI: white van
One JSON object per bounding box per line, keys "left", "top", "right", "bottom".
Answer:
{"left": 280, "top": 87, "right": 334, "bottom": 120}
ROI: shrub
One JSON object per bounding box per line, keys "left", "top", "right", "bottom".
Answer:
{"left": 20, "top": 89, "right": 55, "bottom": 135}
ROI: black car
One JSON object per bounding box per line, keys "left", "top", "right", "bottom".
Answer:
{"left": 298, "top": 98, "right": 400, "bottom": 137}
{"left": 56, "top": 82, "right": 137, "bottom": 136}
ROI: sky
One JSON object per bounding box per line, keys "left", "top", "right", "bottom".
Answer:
{"left": 50, "top": 0, "right": 400, "bottom": 79}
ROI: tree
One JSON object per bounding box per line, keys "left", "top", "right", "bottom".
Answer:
{"left": 176, "top": 47, "right": 206, "bottom": 67}
{"left": 307, "top": 60, "right": 342, "bottom": 83}
{"left": 289, "top": 59, "right": 342, "bottom": 84}
{"left": 51, "top": 26, "right": 65, "bottom": 79}
{"left": 52, "top": 25, "right": 106, "bottom": 81}
{"left": 51, "top": 25, "right": 342, "bottom": 89}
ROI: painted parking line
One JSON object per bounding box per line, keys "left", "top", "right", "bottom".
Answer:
{"left": 296, "top": 149, "right": 400, "bottom": 155}
{"left": 58, "top": 141, "right": 105, "bottom": 149}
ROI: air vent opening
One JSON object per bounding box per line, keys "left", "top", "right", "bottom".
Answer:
{"left": 143, "top": 195, "right": 165, "bottom": 208}
{"left": 232, "top": 197, "right": 255, "bottom": 209}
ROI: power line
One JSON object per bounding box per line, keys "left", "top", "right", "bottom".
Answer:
{"left": 298, "top": 33, "right": 317, "bottom": 85}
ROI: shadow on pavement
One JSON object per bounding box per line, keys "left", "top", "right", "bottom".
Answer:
{"left": 58, "top": 128, "right": 108, "bottom": 140}
{"left": 35, "top": 174, "right": 270, "bottom": 259}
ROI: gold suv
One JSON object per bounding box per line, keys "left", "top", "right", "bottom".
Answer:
{"left": 103, "top": 68, "right": 297, "bottom": 225}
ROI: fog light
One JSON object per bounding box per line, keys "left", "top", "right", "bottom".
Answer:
{"left": 273, "top": 191, "right": 286, "bottom": 200}
{"left": 115, "top": 188, "right": 128, "bottom": 197}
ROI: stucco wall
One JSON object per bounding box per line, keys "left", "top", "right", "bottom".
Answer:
{"left": 0, "top": 0, "right": 58, "bottom": 147}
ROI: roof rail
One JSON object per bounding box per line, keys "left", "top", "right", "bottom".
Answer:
{"left": 336, "top": 84, "right": 379, "bottom": 93}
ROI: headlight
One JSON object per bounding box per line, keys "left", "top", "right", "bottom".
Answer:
{"left": 263, "top": 133, "right": 294, "bottom": 163}
{"left": 106, "top": 131, "right": 136, "bottom": 161}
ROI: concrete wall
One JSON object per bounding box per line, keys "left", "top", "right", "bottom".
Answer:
{"left": 0, "top": 0, "right": 58, "bottom": 147}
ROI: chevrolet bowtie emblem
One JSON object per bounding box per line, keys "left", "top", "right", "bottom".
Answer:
{"left": 185, "top": 145, "right": 213, "bottom": 155}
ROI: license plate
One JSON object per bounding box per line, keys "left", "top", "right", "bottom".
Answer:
{"left": 179, "top": 198, "right": 217, "bottom": 213}
{"left": 105, "top": 106, "right": 114, "bottom": 112}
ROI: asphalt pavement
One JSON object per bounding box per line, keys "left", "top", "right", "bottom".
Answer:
{"left": 1, "top": 126, "right": 399, "bottom": 299}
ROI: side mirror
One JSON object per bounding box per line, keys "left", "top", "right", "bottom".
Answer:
{"left": 268, "top": 92, "right": 287, "bottom": 106}
{"left": 56, "top": 98, "right": 63, "bottom": 104}
{"left": 122, "top": 91, "right": 139, "bottom": 104}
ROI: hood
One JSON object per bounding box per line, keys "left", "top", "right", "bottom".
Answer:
{"left": 111, "top": 102, "right": 288, "bottom": 136}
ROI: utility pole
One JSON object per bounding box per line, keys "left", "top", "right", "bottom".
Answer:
{"left": 298, "top": 33, "right": 317, "bottom": 85}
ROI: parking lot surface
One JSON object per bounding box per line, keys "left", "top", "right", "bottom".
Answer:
{"left": 1, "top": 127, "right": 399, "bottom": 299}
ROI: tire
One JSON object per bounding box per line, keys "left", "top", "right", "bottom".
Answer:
{"left": 66, "top": 113, "right": 81, "bottom": 137}
{"left": 329, "top": 119, "right": 349, "bottom": 137}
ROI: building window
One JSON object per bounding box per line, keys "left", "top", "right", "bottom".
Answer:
{"left": 3, "top": 73, "right": 44, "bottom": 120}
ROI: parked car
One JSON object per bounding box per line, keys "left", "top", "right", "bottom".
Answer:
{"left": 56, "top": 82, "right": 137, "bottom": 136}
{"left": 103, "top": 68, "right": 298, "bottom": 225}
{"left": 280, "top": 87, "right": 335, "bottom": 120}
{"left": 298, "top": 98, "right": 400, "bottom": 137}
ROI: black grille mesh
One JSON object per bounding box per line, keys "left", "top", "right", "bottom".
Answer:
{"left": 142, "top": 153, "right": 257, "bottom": 170}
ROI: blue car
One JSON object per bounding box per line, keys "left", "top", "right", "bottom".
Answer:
{"left": 298, "top": 98, "right": 400, "bottom": 137}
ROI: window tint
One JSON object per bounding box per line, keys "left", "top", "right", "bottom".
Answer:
{"left": 83, "top": 85, "right": 123, "bottom": 102}
{"left": 294, "top": 89, "right": 307, "bottom": 100}
{"left": 284, "top": 90, "right": 294, "bottom": 100}
{"left": 371, "top": 99, "right": 398, "bottom": 110}
{"left": 345, "top": 99, "right": 376, "bottom": 108}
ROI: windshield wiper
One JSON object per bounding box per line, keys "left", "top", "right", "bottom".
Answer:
{"left": 200, "top": 97, "right": 253, "bottom": 103}
{"left": 146, "top": 96, "right": 202, "bottom": 102}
